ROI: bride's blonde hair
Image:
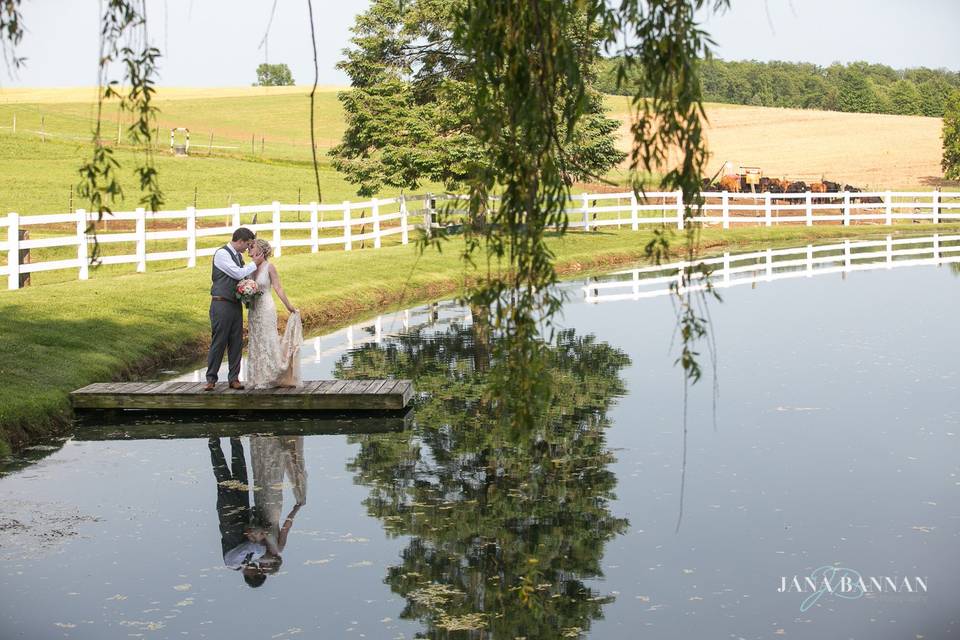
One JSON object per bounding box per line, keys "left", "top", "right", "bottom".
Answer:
{"left": 253, "top": 238, "right": 273, "bottom": 260}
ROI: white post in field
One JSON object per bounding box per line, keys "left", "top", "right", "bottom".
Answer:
{"left": 272, "top": 201, "right": 282, "bottom": 257}
{"left": 885, "top": 191, "right": 893, "bottom": 225}
{"left": 765, "top": 247, "right": 773, "bottom": 281}
{"left": 933, "top": 233, "right": 940, "bottom": 260}
{"left": 135, "top": 207, "right": 146, "bottom": 273}
{"left": 8, "top": 212, "right": 20, "bottom": 290}
{"left": 764, "top": 191, "right": 772, "bottom": 227}
{"left": 886, "top": 235, "right": 893, "bottom": 268}
{"left": 372, "top": 199, "right": 381, "bottom": 249}
{"left": 186, "top": 206, "right": 197, "bottom": 268}
{"left": 721, "top": 191, "right": 729, "bottom": 229}
{"left": 342, "top": 201, "right": 352, "bottom": 251}
{"left": 400, "top": 194, "right": 409, "bottom": 245}
{"left": 806, "top": 244, "right": 813, "bottom": 277}
{"left": 805, "top": 191, "right": 813, "bottom": 226}
{"left": 675, "top": 191, "right": 684, "bottom": 230}
{"left": 842, "top": 191, "right": 850, "bottom": 226}
{"left": 310, "top": 202, "right": 319, "bottom": 253}
{"left": 231, "top": 203, "right": 241, "bottom": 229}
{"left": 582, "top": 193, "right": 590, "bottom": 231}
{"left": 932, "top": 190, "right": 940, "bottom": 224}
{"left": 76, "top": 209, "right": 89, "bottom": 280}
{"left": 630, "top": 191, "right": 639, "bottom": 231}
{"left": 722, "top": 252, "right": 731, "bottom": 285}
{"left": 843, "top": 239, "right": 851, "bottom": 270}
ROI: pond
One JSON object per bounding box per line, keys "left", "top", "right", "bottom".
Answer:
{"left": 1, "top": 235, "right": 958, "bottom": 639}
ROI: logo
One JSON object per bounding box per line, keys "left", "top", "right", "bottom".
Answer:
{"left": 778, "top": 566, "right": 928, "bottom": 612}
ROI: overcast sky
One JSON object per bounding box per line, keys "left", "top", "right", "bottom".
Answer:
{"left": 3, "top": 0, "right": 959, "bottom": 88}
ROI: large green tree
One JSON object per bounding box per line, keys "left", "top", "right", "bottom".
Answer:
{"left": 943, "top": 90, "right": 960, "bottom": 181}
{"left": 254, "top": 62, "right": 294, "bottom": 86}
{"left": 330, "top": 0, "right": 625, "bottom": 197}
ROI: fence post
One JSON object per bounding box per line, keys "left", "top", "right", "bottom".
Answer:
{"left": 630, "top": 191, "right": 638, "bottom": 231}
{"left": 231, "top": 203, "right": 241, "bottom": 228}
{"left": 885, "top": 191, "right": 893, "bottom": 225}
{"left": 186, "top": 206, "right": 197, "bottom": 268}
{"left": 342, "top": 201, "right": 352, "bottom": 251}
{"left": 400, "top": 194, "right": 409, "bottom": 245}
{"left": 806, "top": 244, "right": 813, "bottom": 277}
{"left": 271, "top": 201, "right": 282, "bottom": 257}
{"left": 765, "top": 247, "right": 773, "bottom": 281}
{"left": 843, "top": 239, "right": 851, "bottom": 269}
{"left": 675, "top": 191, "right": 684, "bottom": 230}
{"left": 76, "top": 209, "right": 89, "bottom": 281}
{"left": 372, "top": 199, "right": 382, "bottom": 249}
{"left": 932, "top": 189, "right": 940, "bottom": 224}
{"left": 886, "top": 235, "right": 893, "bottom": 268}
{"left": 722, "top": 252, "right": 731, "bottom": 285}
{"left": 933, "top": 233, "right": 940, "bottom": 260}
{"left": 582, "top": 193, "right": 590, "bottom": 231}
{"left": 842, "top": 191, "right": 850, "bottom": 226}
{"left": 135, "top": 207, "right": 146, "bottom": 273}
{"left": 7, "top": 212, "right": 19, "bottom": 290}
{"left": 721, "top": 191, "right": 729, "bottom": 229}
{"left": 310, "top": 202, "right": 319, "bottom": 253}
{"left": 425, "top": 193, "right": 435, "bottom": 238}
{"left": 805, "top": 191, "right": 813, "bottom": 226}
{"left": 764, "top": 191, "right": 772, "bottom": 227}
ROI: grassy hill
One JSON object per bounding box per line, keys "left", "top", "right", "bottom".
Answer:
{"left": 0, "top": 86, "right": 953, "bottom": 217}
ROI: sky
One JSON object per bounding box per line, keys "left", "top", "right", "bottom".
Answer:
{"left": 2, "top": 0, "right": 959, "bottom": 88}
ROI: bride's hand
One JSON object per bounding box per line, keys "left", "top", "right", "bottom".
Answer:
{"left": 289, "top": 308, "right": 300, "bottom": 315}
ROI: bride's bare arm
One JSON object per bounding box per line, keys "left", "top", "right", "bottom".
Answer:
{"left": 268, "top": 264, "right": 298, "bottom": 314}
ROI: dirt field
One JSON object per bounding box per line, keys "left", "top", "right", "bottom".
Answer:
{"left": 605, "top": 98, "right": 955, "bottom": 190}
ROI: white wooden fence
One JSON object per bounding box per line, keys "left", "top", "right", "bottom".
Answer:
{"left": 583, "top": 234, "right": 960, "bottom": 303}
{"left": 2, "top": 190, "right": 958, "bottom": 290}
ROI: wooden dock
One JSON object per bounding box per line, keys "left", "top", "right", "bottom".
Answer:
{"left": 71, "top": 379, "right": 413, "bottom": 413}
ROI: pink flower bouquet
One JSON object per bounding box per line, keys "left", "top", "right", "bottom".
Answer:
{"left": 236, "top": 279, "right": 262, "bottom": 308}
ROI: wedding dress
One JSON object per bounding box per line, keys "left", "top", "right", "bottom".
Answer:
{"left": 246, "top": 265, "right": 303, "bottom": 389}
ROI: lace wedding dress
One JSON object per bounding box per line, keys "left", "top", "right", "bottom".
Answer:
{"left": 246, "top": 265, "right": 303, "bottom": 389}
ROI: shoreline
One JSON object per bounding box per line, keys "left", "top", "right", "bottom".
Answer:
{"left": 2, "top": 223, "right": 956, "bottom": 456}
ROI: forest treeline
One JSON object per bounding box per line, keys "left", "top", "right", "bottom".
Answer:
{"left": 596, "top": 58, "right": 960, "bottom": 117}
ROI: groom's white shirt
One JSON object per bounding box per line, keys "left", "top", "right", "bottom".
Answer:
{"left": 214, "top": 245, "right": 256, "bottom": 281}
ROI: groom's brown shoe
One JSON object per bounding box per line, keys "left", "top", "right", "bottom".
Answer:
{"left": 203, "top": 382, "right": 215, "bottom": 392}
{"left": 229, "top": 381, "right": 245, "bottom": 390}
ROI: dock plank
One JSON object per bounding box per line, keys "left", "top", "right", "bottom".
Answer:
{"left": 70, "top": 379, "right": 412, "bottom": 412}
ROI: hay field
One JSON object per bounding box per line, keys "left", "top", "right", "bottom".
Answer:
{"left": 604, "top": 97, "right": 951, "bottom": 190}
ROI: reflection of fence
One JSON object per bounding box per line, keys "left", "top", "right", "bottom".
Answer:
{"left": 2, "top": 190, "right": 959, "bottom": 290}
{"left": 583, "top": 234, "right": 960, "bottom": 303}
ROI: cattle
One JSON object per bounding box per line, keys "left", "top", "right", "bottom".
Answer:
{"left": 718, "top": 175, "right": 741, "bottom": 192}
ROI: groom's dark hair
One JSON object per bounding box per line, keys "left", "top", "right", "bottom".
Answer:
{"left": 232, "top": 227, "right": 256, "bottom": 242}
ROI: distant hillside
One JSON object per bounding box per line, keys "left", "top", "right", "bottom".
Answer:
{"left": 597, "top": 59, "right": 960, "bottom": 118}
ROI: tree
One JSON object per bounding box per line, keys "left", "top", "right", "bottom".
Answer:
{"left": 836, "top": 70, "right": 880, "bottom": 113}
{"left": 254, "top": 62, "right": 294, "bottom": 86}
{"left": 887, "top": 79, "right": 923, "bottom": 115}
{"left": 330, "top": 0, "right": 625, "bottom": 197}
{"left": 943, "top": 90, "right": 960, "bottom": 181}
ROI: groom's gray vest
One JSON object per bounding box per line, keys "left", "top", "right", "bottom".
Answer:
{"left": 211, "top": 245, "right": 243, "bottom": 300}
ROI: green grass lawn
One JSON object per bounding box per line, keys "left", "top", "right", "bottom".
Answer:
{"left": 2, "top": 222, "right": 957, "bottom": 456}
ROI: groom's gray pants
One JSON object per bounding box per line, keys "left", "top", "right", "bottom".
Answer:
{"left": 206, "top": 299, "right": 243, "bottom": 383}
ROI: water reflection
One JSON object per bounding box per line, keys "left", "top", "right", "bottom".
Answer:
{"left": 336, "top": 311, "right": 632, "bottom": 636}
{"left": 208, "top": 436, "right": 306, "bottom": 588}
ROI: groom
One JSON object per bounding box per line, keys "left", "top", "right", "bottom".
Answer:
{"left": 204, "top": 227, "right": 258, "bottom": 391}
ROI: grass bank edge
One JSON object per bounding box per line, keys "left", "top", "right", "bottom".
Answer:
{"left": 1, "top": 223, "right": 956, "bottom": 457}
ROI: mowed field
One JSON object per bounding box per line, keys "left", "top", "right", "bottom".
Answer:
{"left": 0, "top": 86, "right": 952, "bottom": 216}
{"left": 603, "top": 97, "right": 950, "bottom": 190}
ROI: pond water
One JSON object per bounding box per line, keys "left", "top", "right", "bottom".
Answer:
{"left": 1, "top": 236, "right": 958, "bottom": 639}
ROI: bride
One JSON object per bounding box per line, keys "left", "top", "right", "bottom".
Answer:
{"left": 247, "top": 239, "right": 303, "bottom": 389}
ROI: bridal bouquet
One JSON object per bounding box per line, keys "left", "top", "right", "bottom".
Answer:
{"left": 236, "top": 279, "right": 262, "bottom": 308}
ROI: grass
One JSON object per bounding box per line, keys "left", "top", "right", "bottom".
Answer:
{"left": 2, "top": 221, "right": 958, "bottom": 456}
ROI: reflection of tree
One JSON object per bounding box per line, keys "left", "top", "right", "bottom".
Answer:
{"left": 336, "top": 309, "right": 631, "bottom": 638}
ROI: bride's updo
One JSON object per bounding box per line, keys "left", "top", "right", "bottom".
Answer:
{"left": 253, "top": 238, "right": 273, "bottom": 260}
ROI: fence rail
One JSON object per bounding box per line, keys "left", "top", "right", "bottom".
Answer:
{"left": 582, "top": 234, "right": 960, "bottom": 303}
{"left": 2, "top": 190, "right": 959, "bottom": 290}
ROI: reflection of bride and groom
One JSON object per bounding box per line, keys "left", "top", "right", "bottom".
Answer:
{"left": 208, "top": 435, "right": 307, "bottom": 587}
